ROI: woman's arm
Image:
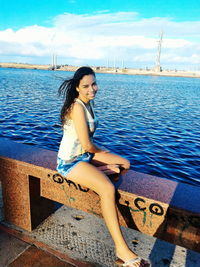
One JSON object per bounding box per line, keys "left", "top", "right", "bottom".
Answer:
{"left": 71, "top": 102, "right": 104, "bottom": 154}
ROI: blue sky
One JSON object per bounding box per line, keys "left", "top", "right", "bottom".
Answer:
{"left": 0, "top": 0, "right": 200, "bottom": 69}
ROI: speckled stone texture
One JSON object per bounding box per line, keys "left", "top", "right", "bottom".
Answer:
{"left": 0, "top": 182, "right": 4, "bottom": 221}
{"left": 0, "top": 157, "right": 56, "bottom": 231}
{"left": 0, "top": 138, "right": 199, "bottom": 252}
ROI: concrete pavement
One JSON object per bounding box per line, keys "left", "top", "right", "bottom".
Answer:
{"left": 1, "top": 205, "right": 200, "bottom": 267}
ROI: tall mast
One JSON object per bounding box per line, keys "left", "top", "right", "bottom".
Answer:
{"left": 154, "top": 31, "right": 163, "bottom": 72}
{"left": 52, "top": 54, "right": 57, "bottom": 70}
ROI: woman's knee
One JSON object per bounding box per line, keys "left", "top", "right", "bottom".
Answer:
{"left": 100, "top": 182, "right": 115, "bottom": 198}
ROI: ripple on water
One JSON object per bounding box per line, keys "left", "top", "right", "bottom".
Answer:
{"left": 0, "top": 68, "right": 200, "bottom": 186}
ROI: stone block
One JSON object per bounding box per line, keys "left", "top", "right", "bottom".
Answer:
{"left": 0, "top": 181, "right": 4, "bottom": 221}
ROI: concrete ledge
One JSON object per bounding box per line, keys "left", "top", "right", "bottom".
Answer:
{"left": 0, "top": 138, "right": 199, "bottom": 252}
{"left": 0, "top": 182, "right": 5, "bottom": 221}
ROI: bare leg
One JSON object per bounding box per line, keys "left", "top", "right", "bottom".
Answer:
{"left": 67, "top": 161, "right": 142, "bottom": 266}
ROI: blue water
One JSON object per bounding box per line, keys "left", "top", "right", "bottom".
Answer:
{"left": 0, "top": 68, "right": 199, "bottom": 186}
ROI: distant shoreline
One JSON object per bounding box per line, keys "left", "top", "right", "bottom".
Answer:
{"left": 1, "top": 62, "right": 200, "bottom": 79}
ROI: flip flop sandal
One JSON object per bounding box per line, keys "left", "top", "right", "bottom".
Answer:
{"left": 115, "top": 257, "right": 151, "bottom": 267}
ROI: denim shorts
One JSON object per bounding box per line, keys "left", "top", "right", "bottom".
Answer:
{"left": 56, "top": 152, "right": 94, "bottom": 177}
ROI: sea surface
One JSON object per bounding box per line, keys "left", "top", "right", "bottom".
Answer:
{"left": 0, "top": 68, "right": 199, "bottom": 186}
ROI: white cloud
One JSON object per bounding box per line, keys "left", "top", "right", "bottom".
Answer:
{"left": 0, "top": 11, "right": 200, "bottom": 69}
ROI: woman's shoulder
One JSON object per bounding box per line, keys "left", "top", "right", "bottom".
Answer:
{"left": 73, "top": 100, "right": 85, "bottom": 111}
{"left": 70, "top": 100, "right": 85, "bottom": 119}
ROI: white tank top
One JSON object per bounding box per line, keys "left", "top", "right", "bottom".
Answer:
{"left": 57, "top": 98, "right": 98, "bottom": 161}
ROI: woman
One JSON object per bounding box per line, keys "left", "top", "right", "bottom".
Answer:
{"left": 57, "top": 66, "right": 150, "bottom": 267}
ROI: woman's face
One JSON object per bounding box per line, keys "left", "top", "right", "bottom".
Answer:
{"left": 76, "top": 74, "right": 98, "bottom": 103}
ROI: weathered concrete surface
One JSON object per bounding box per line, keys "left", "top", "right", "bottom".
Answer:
{"left": 2, "top": 205, "right": 200, "bottom": 267}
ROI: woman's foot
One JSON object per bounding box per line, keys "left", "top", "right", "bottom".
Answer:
{"left": 116, "top": 247, "right": 149, "bottom": 267}
{"left": 115, "top": 257, "right": 149, "bottom": 267}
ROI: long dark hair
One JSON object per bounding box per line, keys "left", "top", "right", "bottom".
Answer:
{"left": 58, "top": 66, "right": 95, "bottom": 125}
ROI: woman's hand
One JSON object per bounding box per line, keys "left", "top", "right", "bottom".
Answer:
{"left": 97, "top": 164, "right": 120, "bottom": 175}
